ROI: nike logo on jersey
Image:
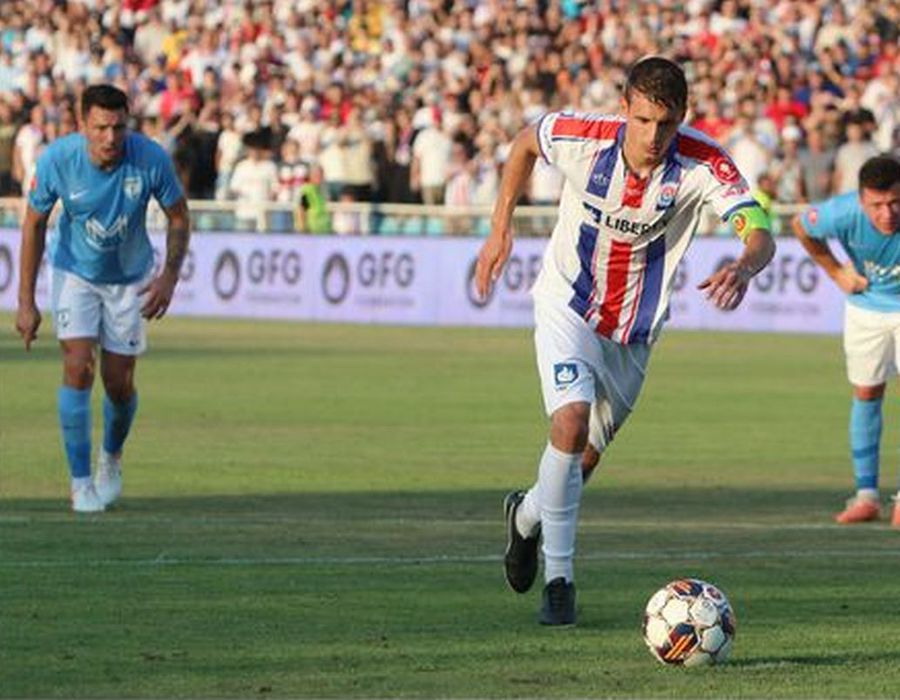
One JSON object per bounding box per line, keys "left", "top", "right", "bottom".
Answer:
{"left": 70, "top": 189, "right": 89, "bottom": 200}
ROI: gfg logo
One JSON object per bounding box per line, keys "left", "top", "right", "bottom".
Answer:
{"left": 754, "top": 255, "right": 818, "bottom": 294}
{"left": 466, "top": 254, "right": 542, "bottom": 308}
{"left": 322, "top": 253, "right": 350, "bottom": 304}
{"left": 713, "top": 255, "right": 818, "bottom": 294}
{"left": 0, "top": 244, "right": 12, "bottom": 293}
{"left": 322, "top": 251, "right": 415, "bottom": 305}
{"left": 213, "top": 248, "right": 303, "bottom": 301}
{"left": 213, "top": 250, "right": 240, "bottom": 300}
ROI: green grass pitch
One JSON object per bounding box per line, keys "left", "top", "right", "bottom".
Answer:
{"left": 2, "top": 314, "right": 899, "bottom": 698}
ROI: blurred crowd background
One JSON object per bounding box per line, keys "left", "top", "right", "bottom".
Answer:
{"left": 0, "top": 0, "right": 898, "bottom": 233}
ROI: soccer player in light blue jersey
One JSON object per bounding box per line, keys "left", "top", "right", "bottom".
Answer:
{"left": 793, "top": 155, "right": 900, "bottom": 527}
{"left": 15, "top": 84, "right": 191, "bottom": 513}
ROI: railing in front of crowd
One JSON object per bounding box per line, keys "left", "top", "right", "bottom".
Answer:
{"left": 0, "top": 198, "right": 803, "bottom": 236}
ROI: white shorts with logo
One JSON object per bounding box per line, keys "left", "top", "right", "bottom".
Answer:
{"left": 843, "top": 302, "right": 900, "bottom": 386}
{"left": 51, "top": 267, "right": 149, "bottom": 355}
{"left": 534, "top": 297, "right": 651, "bottom": 452}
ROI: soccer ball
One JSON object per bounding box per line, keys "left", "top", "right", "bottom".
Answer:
{"left": 642, "top": 578, "right": 736, "bottom": 667}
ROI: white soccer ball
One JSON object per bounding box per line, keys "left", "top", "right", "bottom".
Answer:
{"left": 642, "top": 578, "right": 736, "bottom": 666}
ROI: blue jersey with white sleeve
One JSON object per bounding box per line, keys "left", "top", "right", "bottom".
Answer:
{"left": 28, "top": 132, "right": 183, "bottom": 284}
{"left": 802, "top": 191, "right": 900, "bottom": 313}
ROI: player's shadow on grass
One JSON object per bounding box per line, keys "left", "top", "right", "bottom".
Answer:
{"left": 0, "top": 487, "right": 851, "bottom": 521}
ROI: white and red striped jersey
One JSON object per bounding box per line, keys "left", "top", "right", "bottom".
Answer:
{"left": 532, "top": 111, "right": 756, "bottom": 345}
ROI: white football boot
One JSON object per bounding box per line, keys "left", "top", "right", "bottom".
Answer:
{"left": 94, "top": 450, "right": 123, "bottom": 507}
{"left": 71, "top": 481, "right": 105, "bottom": 513}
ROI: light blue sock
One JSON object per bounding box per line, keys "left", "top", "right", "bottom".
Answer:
{"left": 103, "top": 393, "right": 138, "bottom": 455}
{"left": 58, "top": 386, "right": 92, "bottom": 479}
{"left": 850, "top": 396, "right": 882, "bottom": 491}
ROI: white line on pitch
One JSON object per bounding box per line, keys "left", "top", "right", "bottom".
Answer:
{"left": 1, "top": 549, "right": 898, "bottom": 569}
{"left": 0, "top": 515, "right": 881, "bottom": 532}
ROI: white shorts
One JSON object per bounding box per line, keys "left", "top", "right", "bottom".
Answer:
{"left": 51, "top": 267, "right": 149, "bottom": 355}
{"left": 843, "top": 302, "right": 900, "bottom": 386}
{"left": 534, "top": 297, "right": 651, "bottom": 452}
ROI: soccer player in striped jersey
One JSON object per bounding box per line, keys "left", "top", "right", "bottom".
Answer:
{"left": 475, "top": 57, "right": 775, "bottom": 626}
{"left": 793, "top": 155, "right": 900, "bottom": 527}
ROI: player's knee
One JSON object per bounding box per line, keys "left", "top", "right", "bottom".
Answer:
{"left": 103, "top": 380, "right": 134, "bottom": 404}
{"left": 854, "top": 384, "right": 885, "bottom": 401}
{"left": 62, "top": 354, "right": 95, "bottom": 389}
{"left": 101, "top": 369, "right": 135, "bottom": 403}
{"left": 100, "top": 353, "right": 136, "bottom": 402}
{"left": 550, "top": 403, "right": 590, "bottom": 453}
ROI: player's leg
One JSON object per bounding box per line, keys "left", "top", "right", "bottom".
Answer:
{"left": 583, "top": 334, "right": 651, "bottom": 474}
{"left": 505, "top": 300, "right": 596, "bottom": 625}
{"left": 538, "top": 399, "right": 590, "bottom": 625}
{"left": 94, "top": 278, "right": 147, "bottom": 507}
{"left": 52, "top": 268, "right": 104, "bottom": 512}
{"left": 838, "top": 304, "right": 891, "bottom": 523}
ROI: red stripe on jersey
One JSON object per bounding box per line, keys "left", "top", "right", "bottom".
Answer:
{"left": 676, "top": 133, "right": 741, "bottom": 184}
{"left": 619, "top": 259, "right": 645, "bottom": 340}
{"left": 552, "top": 117, "right": 621, "bottom": 141}
{"left": 622, "top": 170, "right": 647, "bottom": 208}
{"left": 597, "top": 240, "right": 632, "bottom": 337}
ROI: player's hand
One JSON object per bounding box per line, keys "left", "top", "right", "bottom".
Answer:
{"left": 474, "top": 228, "right": 513, "bottom": 301}
{"left": 15, "top": 302, "right": 41, "bottom": 351}
{"left": 697, "top": 262, "right": 752, "bottom": 311}
{"left": 834, "top": 263, "right": 868, "bottom": 294}
{"left": 139, "top": 270, "right": 178, "bottom": 320}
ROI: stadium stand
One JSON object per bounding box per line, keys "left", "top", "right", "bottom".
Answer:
{"left": 0, "top": 0, "right": 897, "bottom": 234}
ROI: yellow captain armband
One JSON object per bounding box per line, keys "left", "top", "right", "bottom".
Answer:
{"left": 727, "top": 205, "right": 770, "bottom": 242}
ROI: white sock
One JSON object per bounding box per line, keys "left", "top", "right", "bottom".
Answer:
{"left": 516, "top": 484, "right": 542, "bottom": 538}
{"left": 857, "top": 488, "right": 879, "bottom": 501}
{"left": 537, "top": 442, "right": 583, "bottom": 584}
{"left": 71, "top": 476, "right": 92, "bottom": 490}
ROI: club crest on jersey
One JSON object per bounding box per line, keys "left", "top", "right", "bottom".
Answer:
{"left": 807, "top": 208, "right": 818, "bottom": 226}
{"left": 656, "top": 182, "right": 677, "bottom": 210}
{"left": 553, "top": 362, "right": 578, "bottom": 388}
{"left": 712, "top": 156, "right": 740, "bottom": 184}
{"left": 123, "top": 176, "right": 142, "bottom": 199}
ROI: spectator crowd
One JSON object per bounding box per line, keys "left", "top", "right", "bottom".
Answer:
{"left": 0, "top": 0, "right": 897, "bottom": 233}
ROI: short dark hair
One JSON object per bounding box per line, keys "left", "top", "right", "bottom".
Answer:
{"left": 624, "top": 56, "right": 688, "bottom": 113}
{"left": 859, "top": 155, "right": 900, "bottom": 191}
{"left": 80, "top": 84, "right": 129, "bottom": 117}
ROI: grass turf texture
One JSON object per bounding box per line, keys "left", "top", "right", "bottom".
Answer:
{"left": 1, "top": 314, "right": 899, "bottom": 698}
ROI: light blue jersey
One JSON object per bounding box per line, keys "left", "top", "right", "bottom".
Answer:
{"left": 29, "top": 132, "right": 183, "bottom": 284}
{"left": 803, "top": 191, "right": 900, "bottom": 313}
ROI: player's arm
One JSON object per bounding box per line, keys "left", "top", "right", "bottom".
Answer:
{"left": 698, "top": 205, "right": 775, "bottom": 310}
{"left": 140, "top": 196, "right": 191, "bottom": 320}
{"left": 791, "top": 212, "right": 866, "bottom": 294}
{"left": 474, "top": 123, "right": 540, "bottom": 299}
{"left": 16, "top": 204, "right": 51, "bottom": 350}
